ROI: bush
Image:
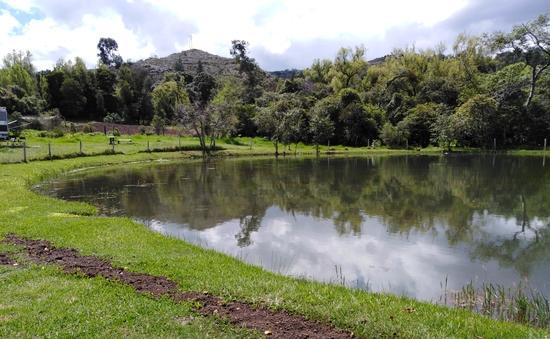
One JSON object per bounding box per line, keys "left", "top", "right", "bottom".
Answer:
{"left": 82, "top": 124, "right": 95, "bottom": 133}
{"left": 37, "top": 128, "right": 64, "bottom": 138}
{"left": 380, "top": 122, "right": 409, "bottom": 148}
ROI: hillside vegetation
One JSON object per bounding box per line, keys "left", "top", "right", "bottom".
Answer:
{"left": 0, "top": 14, "right": 549, "bottom": 155}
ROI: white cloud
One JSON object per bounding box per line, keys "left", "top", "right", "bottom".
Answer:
{"left": 0, "top": 8, "right": 156, "bottom": 70}
{"left": 0, "top": 0, "right": 546, "bottom": 70}
{"left": 0, "top": 10, "right": 20, "bottom": 37}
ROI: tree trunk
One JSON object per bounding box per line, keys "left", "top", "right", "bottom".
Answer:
{"left": 274, "top": 141, "right": 279, "bottom": 156}
{"left": 525, "top": 67, "right": 537, "bottom": 107}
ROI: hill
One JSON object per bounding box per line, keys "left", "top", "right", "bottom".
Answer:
{"left": 132, "top": 49, "right": 240, "bottom": 82}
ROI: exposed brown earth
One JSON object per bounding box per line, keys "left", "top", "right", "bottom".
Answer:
{"left": 0, "top": 252, "right": 15, "bottom": 265}
{"left": 3, "top": 234, "right": 354, "bottom": 339}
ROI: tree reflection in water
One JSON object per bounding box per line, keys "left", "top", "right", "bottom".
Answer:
{"left": 44, "top": 155, "right": 550, "bottom": 299}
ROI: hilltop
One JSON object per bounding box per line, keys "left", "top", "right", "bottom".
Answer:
{"left": 132, "top": 49, "right": 241, "bottom": 82}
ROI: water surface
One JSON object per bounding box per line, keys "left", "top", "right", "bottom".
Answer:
{"left": 41, "top": 155, "right": 550, "bottom": 301}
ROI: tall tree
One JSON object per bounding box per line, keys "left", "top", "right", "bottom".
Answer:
{"left": 489, "top": 14, "right": 550, "bottom": 107}
{"left": 97, "top": 38, "right": 123, "bottom": 68}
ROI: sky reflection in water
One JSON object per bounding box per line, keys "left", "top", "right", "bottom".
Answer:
{"left": 42, "top": 155, "right": 550, "bottom": 301}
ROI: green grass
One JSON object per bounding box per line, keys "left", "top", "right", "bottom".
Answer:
{"left": 0, "top": 146, "right": 549, "bottom": 337}
{"left": 0, "top": 264, "right": 257, "bottom": 338}
{"left": 0, "top": 130, "right": 448, "bottom": 163}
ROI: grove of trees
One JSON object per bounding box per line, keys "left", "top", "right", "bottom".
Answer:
{"left": 1, "top": 13, "right": 549, "bottom": 151}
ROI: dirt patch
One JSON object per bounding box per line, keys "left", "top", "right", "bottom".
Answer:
{"left": 4, "top": 234, "right": 353, "bottom": 338}
{"left": 0, "top": 252, "right": 15, "bottom": 265}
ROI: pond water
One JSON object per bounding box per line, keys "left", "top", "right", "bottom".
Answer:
{"left": 40, "top": 155, "right": 550, "bottom": 302}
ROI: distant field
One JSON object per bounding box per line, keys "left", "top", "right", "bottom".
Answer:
{"left": 0, "top": 129, "right": 438, "bottom": 163}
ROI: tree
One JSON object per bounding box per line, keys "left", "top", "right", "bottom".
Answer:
{"left": 97, "top": 38, "right": 123, "bottom": 68}
{"left": 380, "top": 122, "right": 409, "bottom": 148}
{"left": 309, "top": 106, "right": 335, "bottom": 154}
{"left": 151, "top": 114, "right": 165, "bottom": 135}
{"left": 400, "top": 103, "right": 442, "bottom": 147}
{"left": 59, "top": 77, "right": 86, "bottom": 119}
{"left": 255, "top": 93, "right": 304, "bottom": 155}
{"left": 328, "top": 46, "right": 368, "bottom": 92}
{"left": 96, "top": 65, "right": 119, "bottom": 115}
{"left": 208, "top": 78, "right": 241, "bottom": 142}
{"left": 489, "top": 14, "right": 550, "bottom": 107}
{"left": 178, "top": 70, "right": 217, "bottom": 155}
{"left": 230, "top": 40, "right": 263, "bottom": 103}
{"left": 451, "top": 94, "right": 498, "bottom": 147}
{"left": 151, "top": 80, "right": 188, "bottom": 123}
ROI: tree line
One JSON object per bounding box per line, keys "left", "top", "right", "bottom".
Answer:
{"left": 0, "top": 14, "right": 549, "bottom": 153}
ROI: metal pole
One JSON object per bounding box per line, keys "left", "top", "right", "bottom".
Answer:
{"left": 48, "top": 143, "right": 51, "bottom": 160}
{"left": 23, "top": 142, "right": 27, "bottom": 162}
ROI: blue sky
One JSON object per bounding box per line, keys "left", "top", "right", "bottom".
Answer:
{"left": 0, "top": 0, "right": 547, "bottom": 71}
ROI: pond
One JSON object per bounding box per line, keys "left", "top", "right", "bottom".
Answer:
{"left": 40, "top": 155, "right": 550, "bottom": 302}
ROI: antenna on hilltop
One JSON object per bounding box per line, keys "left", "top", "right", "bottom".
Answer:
{"left": 188, "top": 35, "right": 193, "bottom": 50}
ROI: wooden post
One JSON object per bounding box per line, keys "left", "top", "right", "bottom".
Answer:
{"left": 48, "top": 143, "right": 52, "bottom": 160}
{"left": 79, "top": 140, "right": 82, "bottom": 154}
{"left": 23, "top": 142, "right": 27, "bottom": 162}
{"left": 147, "top": 140, "right": 150, "bottom": 152}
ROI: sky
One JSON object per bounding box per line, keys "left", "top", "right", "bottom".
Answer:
{"left": 0, "top": 0, "right": 547, "bottom": 71}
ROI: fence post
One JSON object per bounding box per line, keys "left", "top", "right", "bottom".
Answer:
{"left": 48, "top": 143, "right": 52, "bottom": 160}
{"left": 79, "top": 140, "right": 83, "bottom": 154}
{"left": 147, "top": 140, "right": 150, "bottom": 152}
{"left": 23, "top": 142, "right": 27, "bottom": 163}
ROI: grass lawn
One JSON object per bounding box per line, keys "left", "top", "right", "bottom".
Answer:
{"left": 0, "top": 144, "right": 549, "bottom": 337}
{"left": 0, "top": 130, "right": 449, "bottom": 163}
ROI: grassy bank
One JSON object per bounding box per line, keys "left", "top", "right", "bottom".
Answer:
{"left": 0, "top": 130, "right": 448, "bottom": 163}
{"left": 0, "top": 150, "right": 549, "bottom": 338}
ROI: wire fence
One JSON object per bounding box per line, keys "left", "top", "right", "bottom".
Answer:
{"left": 0, "top": 138, "right": 202, "bottom": 164}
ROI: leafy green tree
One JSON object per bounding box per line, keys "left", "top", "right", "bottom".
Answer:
{"left": 97, "top": 38, "right": 123, "bottom": 68}
{"left": 96, "top": 65, "right": 119, "bottom": 116}
{"left": 151, "top": 80, "right": 188, "bottom": 122}
{"left": 400, "top": 103, "right": 442, "bottom": 147}
{"left": 489, "top": 14, "right": 550, "bottom": 107}
{"left": 230, "top": 40, "right": 263, "bottom": 103}
{"left": 151, "top": 114, "right": 165, "bottom": 135}
{"left": 451, "top": 94, "right": 498, "bottom": 147}
{"left": 328, "top": 46, "right": 368, "bottom": 92}
{"left": 255, "top": 93, "right": 304, "bottom": 155}
{"left": 309, "top": 106, "right": 335, "bottom": 154}
{"left": 59, "top": 76, "right": 86, "bottom": 119}
{"left": 380, "top": 122, "right": 409, "bottom": 148}
{"left": 178, "top": 70, "right": 217, "bottom": 154}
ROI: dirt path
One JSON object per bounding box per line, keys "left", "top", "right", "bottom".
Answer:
{"left": 2, "top": 234, "right": 354, "bottom": 339}
{"left": 0, "top": 252, "right": 15, "bottom": 265}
